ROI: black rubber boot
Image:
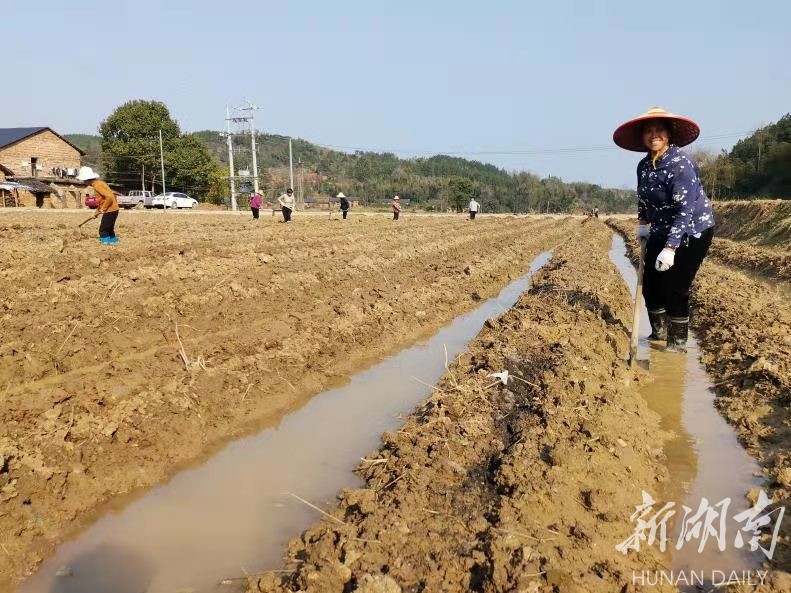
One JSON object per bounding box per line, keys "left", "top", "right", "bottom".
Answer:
{"left": 647, "top": 309, "right": 667, "bottom": 341}
{"left": 665, "top": 317, "right": 689, "bottom": 353}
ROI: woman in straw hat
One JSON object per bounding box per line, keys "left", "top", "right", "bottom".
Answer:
{"left": 613, "top": 107, "right": 715, "bottom": 353}
{"left": 76, "top": 166, "right": 120, "bottom": 244}
{"left": 391, "top": 195, "right": 401, "bottom": 220}
{"left": 337, "top": 192, "right": 350, "bottom": 219}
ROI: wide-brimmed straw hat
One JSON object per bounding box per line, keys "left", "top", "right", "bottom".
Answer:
{"left": 393, "top": 195, "right": 400, "bottom": 200}
{"left": 613, "top": 107, "right": 700, "bottom": 152}
{"left": 336, "top": 192, "right": 346, "bottom": 198}
{"left": 76, "top": 166, "right": 100, "bottom": 181}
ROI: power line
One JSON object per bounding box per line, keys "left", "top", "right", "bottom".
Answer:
{"left": 312, "top": 129, "right": 758, "bottom": 158}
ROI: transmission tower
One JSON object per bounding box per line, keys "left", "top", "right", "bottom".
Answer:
{"left": 223, "top": 101, "right": 260, "bottom": 211}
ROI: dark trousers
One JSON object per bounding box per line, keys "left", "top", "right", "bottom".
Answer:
{"left": 469, "top": 210, "right": 476, "bottom": 220}
{"left": 99, "top": 210, "right": 118, "bottom": 238}
{"left": 342, "top": 209, "right": 348, "bottom": 219}
{"left": 251, "top": 207, "right": 259, "bottom": 219}
{"left": 393, "top": 210, "right": 400, "bottom": 220}
{"left": 643, "top": 227, "right": 713, "bottom": 319}
{"left": 282, "top": 206, "right": 292, "bottom": 222}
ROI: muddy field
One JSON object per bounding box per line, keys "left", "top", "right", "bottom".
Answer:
{"left": 252, "top": 222, "right": 677, "bottom": 593}
{"left": 0, "top": 210, "right": 576, "bottom": 590}
{"left": 607, "top": 216, "right": 791, "bottom": 587}
{"left": 245, "top": 208, "right": 790, "bottom": 593}
{"left": 1, "top": 203, "right": 789, "bottom": 593}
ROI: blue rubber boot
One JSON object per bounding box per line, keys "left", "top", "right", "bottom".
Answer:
{"left": 99, "top": 237, "right": 113, "bottom": 245}
{"left": 109, "top": 237, "right": 119, "bottom": 244}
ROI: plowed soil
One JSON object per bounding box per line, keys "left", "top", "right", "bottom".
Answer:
{"left": 607, "top": 217, "right": 791, "bottom": 586}
{"left": 250, "top": 221, "right": 678, "bottom": 593}
{"left": 0, "top": 211, "right": 576, "bottom": 590}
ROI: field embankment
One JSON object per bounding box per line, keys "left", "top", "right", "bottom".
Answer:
{"left": 713, "top": 200, "right": 791, "bottom": 248}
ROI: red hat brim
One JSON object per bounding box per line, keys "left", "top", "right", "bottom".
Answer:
{"left": 613, "top": 112, "right": 700, "bottom": 152}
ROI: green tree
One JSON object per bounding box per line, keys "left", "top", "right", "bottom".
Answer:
{"left": 447, "top": 177, "right": 475, "bottom": 213}
{"left": 167, "top": 134, "right": 222, "bottom": 197}
{"left": 99, "top": 100, "right": 181, "bottom": 189}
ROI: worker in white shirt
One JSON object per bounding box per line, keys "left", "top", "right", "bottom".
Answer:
{"left": 278, "top": 188, "right": 295, "bottom": 223}
{"left": 469, "top": 198, "right": 480, "bottom": 220}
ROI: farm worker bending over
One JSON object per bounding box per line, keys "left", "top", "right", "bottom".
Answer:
{"left": 613, "top": 107, "right": 715, "bottom": 353}
{"left": 250, "top": 191, "right": 262, "bottom": 220}
{"left": 77, "top": 166, "right": 119, "bottom": 244}
{"left": 469, "top": 198, "right": 480, "bottom": 220}
{"left": 278, "top": 188, "right": 295, "bottom": 223}
{"left": 392, "top": 195, "right": 401, "bottom": 220}
{"left": 337, "top": 192, "right": 350, "bottom": 219}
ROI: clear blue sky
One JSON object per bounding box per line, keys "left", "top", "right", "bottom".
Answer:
{"left": 4, "top": 0, "right": 789, "bottom": 187}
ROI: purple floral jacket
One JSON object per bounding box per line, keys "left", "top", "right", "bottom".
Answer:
{"left": 637, "top": 145, "right": 715, "bottom": 248}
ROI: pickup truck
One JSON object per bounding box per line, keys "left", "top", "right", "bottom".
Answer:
{"left": 119, "top": 190, "right": 155, "bottom": 209}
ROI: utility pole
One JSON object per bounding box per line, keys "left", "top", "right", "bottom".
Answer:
{"left": 225, "top": 105, "right": 237, "bottom": 211}
{"left": 158, "top": 129, "right": 166, "bottom": 195}
{"left": 250, "top": 107, "right": 259, "bottom": 194}
{"left": 299, "top": 159, "right": 305, "bottom": 210}
{"left": 288, "top": 138, "right": 295, "bottom": 196}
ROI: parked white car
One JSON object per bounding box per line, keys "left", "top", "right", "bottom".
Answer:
{"left": 150, "top": 192, "right": 198, "bottom": 209}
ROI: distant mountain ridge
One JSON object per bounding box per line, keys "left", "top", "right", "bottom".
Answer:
{"left": 66, "top": 131, "right": 635, "bottom": 212}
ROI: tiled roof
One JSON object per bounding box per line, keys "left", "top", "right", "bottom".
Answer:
{"left": 0, "top": 127, "right": 47, "bottom": 149}
{"left": 0, "top": 127, "right": 86, "bottom": 155}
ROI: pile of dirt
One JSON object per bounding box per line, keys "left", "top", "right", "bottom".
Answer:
{"left": 714, "top": 200, "right": 791, "bottom": 248}
{"left": 250, "top": 222, "right": 676, "bottom": 593}
{"left": 0, "top": 211, "right": 574, "bottom": 589}
{"left": 607, "top": 217, "right": 791, "bottom": 584}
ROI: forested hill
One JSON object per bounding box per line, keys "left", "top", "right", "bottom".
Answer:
{"left": 68, "top": 130, "right": 635, "bottom": 213}
{"left": 192, "top": 130, "right": 636, "bottom": 213}
{"left": 695, "top": 113, "right": 791, "bottom": 200}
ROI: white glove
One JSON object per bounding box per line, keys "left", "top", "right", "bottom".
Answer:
{"left": 636, "top": 224, "right": 650, "bottom": 242}
{"left": 655, "top": 248, "right": 675, "bottom": 272}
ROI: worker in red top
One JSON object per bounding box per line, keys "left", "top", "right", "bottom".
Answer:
{"left": 392, "top": 195, "right": 401, "bottom": 220}
{"left": 77, "top": 166, "right": 120, "bottom": 244}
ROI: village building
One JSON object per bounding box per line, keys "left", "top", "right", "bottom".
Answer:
{"left": 0, "top": 127, "right": 88, "bottom": 208}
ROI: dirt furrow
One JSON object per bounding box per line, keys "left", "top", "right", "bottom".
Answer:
{"left": 0, "top": 214, "right": 572, "bottom": 590}
{"left": 607, "top": 217, "right": 791, "bottom": 582}
{"left": 250, "top": 221, "right": 675, "bottom": 593}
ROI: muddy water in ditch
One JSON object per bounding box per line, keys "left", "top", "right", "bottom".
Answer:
{"left": 609, "top": 235, "right": 765, "bottom": 588}
{"left": 17, "top": 252, "right": 554, "bottom": 593}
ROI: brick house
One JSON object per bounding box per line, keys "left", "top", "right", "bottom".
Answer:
{"left": 0, "top": 127, "right": 88, "bottom": 208}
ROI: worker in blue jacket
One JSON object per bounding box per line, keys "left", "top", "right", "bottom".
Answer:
{"left": 614, "top": 108, "right": 715, "bottom": 353}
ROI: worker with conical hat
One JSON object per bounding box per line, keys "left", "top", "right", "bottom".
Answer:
{"left": 613, "top": 107, "right": 715, "bottom": 353}
{"left": 337, "top": 192, "right": 350, "bottom": 219}
{"left": 77, "top": 166, "right": 120, "bottom": 245}
{"left": 391, "top": 195, "right": 401, "bottom": 221}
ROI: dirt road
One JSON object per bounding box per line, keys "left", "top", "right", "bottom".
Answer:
{"left": 0, "top": 211, "right": 575, "bottom": 589}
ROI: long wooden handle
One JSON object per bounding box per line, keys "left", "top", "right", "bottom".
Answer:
{"left": 629, "top": 240, "right": 647, "bottom": 368}
{"left": 77, "top": 216, "right": 96, "bottom": 227}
